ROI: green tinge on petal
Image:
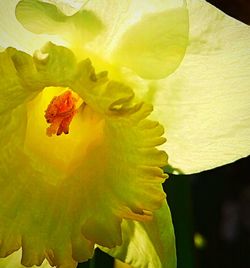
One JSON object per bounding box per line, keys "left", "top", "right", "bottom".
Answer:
{"left": 111, "top": 4, "right": 189, "bottom": 79}
{"left": 149, "top": 0, "right": 250, "bottom": 174}
{"left": 0, "top": 42, "right": 79, "bottom": 113}
{"left": 0, "top": 44, "right": 101, "bottom": 266}
{"left": 0, "top": 250, "right": 51, "bottom": 268}
{"left": 0, "top": 0, "right": 62, "bottom": 53}
{"left": 0, "top": 50, "right": 30, "bottom": 114}
{"left": 101, "top": 201, "right": 176, "bottom": 268}
{"left": 16, "top": 0, "right": 104, "bottom": 45}
{"left": 0, "top": 43, "right": 168, "bottom": 267}
{"left": 33, "top": 41, "right": 78, "bottom": 85}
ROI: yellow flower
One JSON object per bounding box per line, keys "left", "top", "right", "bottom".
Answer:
{"left": 0, "top": 1, "right": 249, "bottom": 268}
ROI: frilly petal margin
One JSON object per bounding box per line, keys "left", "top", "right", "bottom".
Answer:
{"left": 147, "top": 0, "right": 250, "bottom": 174}
{"left": 100, "top": 201, "right": 176, "bottom": 268}
{"left": 0, "top": 42, "right": 77, "bottom": 114}
{"left": 0, "top": 250, "right": 51, "bottom": 268}
{"left": 0, "top": 43, "right": 168, "bottom": 267}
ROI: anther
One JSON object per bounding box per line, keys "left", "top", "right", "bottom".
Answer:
{"left": 44, "top": 90, "right": 79, "bottom": 136}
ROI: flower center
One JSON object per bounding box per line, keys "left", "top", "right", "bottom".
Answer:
{"left": 24, "top": 86, "right": 104, "bottom": 178}
{"left": 45, "top": 90, "right": 81, "bottom": 136}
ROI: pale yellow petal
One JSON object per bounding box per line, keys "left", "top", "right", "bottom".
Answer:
{"left": 144, "top": 0, "right": 250, "bottom": 174}
{"left": 0, "top": 0, "right": 63, "bottom": 53}
{"left": 16, "top": 0, "right": 104, "bottom": 46}
{"left": 82, "top": 0, "right": 184, "bottom": 53}
{"left": 15, "top": 0, "right": 188, "bottom": 74}
{"left": 110, "top": 4, "right": 188, "bottom": 79}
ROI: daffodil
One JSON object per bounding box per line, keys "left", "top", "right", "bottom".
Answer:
{"left": 0, "top": 0, "right": 249, "bottom": 268}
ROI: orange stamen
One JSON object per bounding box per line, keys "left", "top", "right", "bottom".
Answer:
{"left": 45, "top": 90, "right": 78, "bottom": 136}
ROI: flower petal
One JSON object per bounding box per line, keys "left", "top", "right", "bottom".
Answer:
{"left": 101, "top": 201, "right": 176, "bottom": 268}
{"left": 0, "top": 250, "right": 51, "bottom": 268}
{"left": 15, "top": 0, "right": 189, "bottom": 78}
{"left": 72, "top": 77, "right": 168, "bottom": 247}
{"left": 0, "top": 102, "right": 85, "bottom": 268}
{"left": 0, "top": 42, "right": 78, "bottom": 114}
{"left": 0, "top": 49, "right": 30, "bottom": 113}
{"left": 16, "top": 0, "right": 104, "bottom": 45}
{"left": 110, "top": 3, "right": 189, "bottom": 79}
{"left": 147, "top": 0, "right": 250, "bottom": 174}
{"left": 72, "top": 0, "right": 189, "bottom": 78}
{"left": 0, "top": 0, "right": 62, "bottom": 52}
{"left": 0, "top": 43, "right": 168, "bottom": 267}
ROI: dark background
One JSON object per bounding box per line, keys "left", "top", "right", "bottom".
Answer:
{"left": 208, "top": 0, "right": 250, "bottom": 24}
{"left": 166, "top": 156, "right": 250, "bottom": 268}
{"left": 79, "top": 1, "right": 250, "bottom": 267}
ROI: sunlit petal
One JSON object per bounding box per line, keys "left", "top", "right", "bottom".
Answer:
{"left": 0, "top": 0, "right": 63, "bottom": 52}
{"left": 16, "top": 0, "right": 189, "bottom": 76}
{"left": 145, "top": 0, "right": 250, "bottom": 174}
{"left": 0, "top": 44, "right": 167, "bottom": 267}
{"left": 101, "top": 201, "right": 176, "bottom": 268}
{"left": 16, "top": 0, "right": 104, "bottom": 46}
{"left": 111, "top": 4, "right": 188, "bottom": 79}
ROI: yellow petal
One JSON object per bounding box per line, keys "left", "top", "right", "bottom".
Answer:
{"left": 16, "top": 0, "right": 104, "bottom": 45}
{"left": 0, "top": 42, "right": 78, "bottom": 114}
{"left": 110, "top": 3, "right": 189, "bottom": 79}
{"left": 0, "top": 49, "right": 29, "bottom": 113}
{"left": 81, "top": 0, "right": 186, "bottom": 58}
{"left": 0, "top": 44, "right": 167, "bottom": 267}
{"left": 15, "top": 0, "right": 188, "bottom": 79}
{"left": 115, "top": 259, "right": 132, "bottom": 268}
{"left": 145, "top": 0, "right": 250, "bottom": 174}
{"left": 0, "top": 0, "right": 63, "bottom": 52}
{"left": 0, "top": 250, "right": 52, "bottom": 268}
{"left": 101, "top": 201, "right": 176, "bottom": 268}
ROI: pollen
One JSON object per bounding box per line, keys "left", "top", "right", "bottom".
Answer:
{"left": 45, "top": 90, "right": 80, "bottom": 136}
